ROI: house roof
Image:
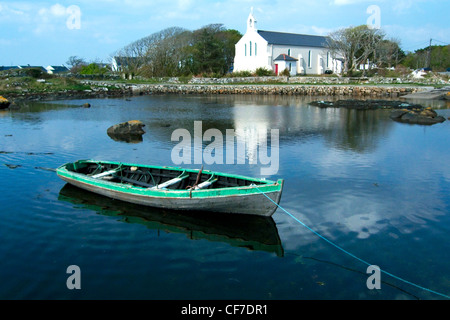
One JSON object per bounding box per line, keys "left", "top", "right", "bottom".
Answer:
{"left": 0, "top": 66, "right": 19, "bottom": 71}
{"left": 274, "top": 54, "right": 298, "bottom": 61}
{"left": 113, "top": 56, "right": 140, "bottom": 66}
{"left": 258, "top": 30, "right": 328, "bottom": 48}
{"left": 19, "top": 65, "right": 47, "bottom": 72}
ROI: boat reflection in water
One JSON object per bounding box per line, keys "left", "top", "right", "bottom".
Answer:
{"left": 58, "top": 183, "right": 284, "bottom": 257}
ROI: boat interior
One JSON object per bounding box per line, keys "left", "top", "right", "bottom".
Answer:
{"left": 68, "top": 161, "right": 262, "bottom": 190}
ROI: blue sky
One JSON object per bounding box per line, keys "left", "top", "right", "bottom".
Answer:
{"left": 0, "top": 0, "right": 448, "bottom": 66}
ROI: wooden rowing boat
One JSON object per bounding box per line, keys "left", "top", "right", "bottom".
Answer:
{"left": 56, "top": 160, "right": 284, "bottom": 217}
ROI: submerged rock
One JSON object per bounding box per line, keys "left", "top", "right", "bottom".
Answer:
{"left": 4, "top": 164, "right": 22, "bottom": 169}
{"left": 309, "top": 99, "right": 423, "bottom": 110}
{"left": 389, "top": 107, "right": 446, "bottom": 125}
{"left": 310, "top": 99, "right": 445, "bottom": 125}
{"left": 107, "top": 120, "right": 146, "bottom": 143}
{"left": 0, "top": 96, "right": 11, "bottom": 109}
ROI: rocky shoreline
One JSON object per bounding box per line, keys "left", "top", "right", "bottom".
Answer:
{"left": 3, "top": 87, "right": 130, "bottom": 104}
{"left": 2, "top": 82, "right": 424, "bottom": 103}
{"left": 122, "top": 83, "right": 423, "bottom": 98}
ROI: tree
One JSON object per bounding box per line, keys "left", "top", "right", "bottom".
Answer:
{"left": 327, "top": 25, "right": 385, "bottom": 74}
{"left": 189, "top": 24, "right": 242, "bottom": 76}
{"left": 402, "top": 45, "right": 450, "bottom": 71}
{"left": 66, "top": 56, "right": 86, "bottom": 73}
{"left": 146, "top": 27, "right": 193, "bottom": 77}
{"left": 190, "top": 24, "right": 227, "bottom": 75}
{"left": 79, "top": 63, "right": 108, "bottom": 75}
{"left": 113, "top": 24, "right": 242, "bottom": 77}
{"left": 114, "top": 27, "right": 191, "bottom": 77}
{"left": 374, "top": 38, "right": 405, "bottom": 68}
{"left": 219, "top": 29, "right": 242, "bottom": 73}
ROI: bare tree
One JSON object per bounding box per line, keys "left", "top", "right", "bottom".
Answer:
{"left": 374, "top": 38, "right": 404, "bottom": 68}
{"left": 66, "top": 56, "right": 86, "bottom": 73}
{"left": 327, "top": 25, "right": 385, "bottom": 74}
{"left": 112, "top": 24, "right": 242, "bottom": 77}
{"left": 113, "top": 27, "right": 190, "bottom": 77}
{"left": 144, "top": 27, "right": 192, "bottom": 77}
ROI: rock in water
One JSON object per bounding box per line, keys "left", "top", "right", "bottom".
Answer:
{"left": 309, "top": 99, "right": 446, "bottom": 125}
{"left": 107, "top": 120, "right": 145, "bottom": 135}
{"left": 0, "top": 96, "right": 11, "bottom": 109}
{"left": 390, "top": 107, "right": 445, "bottom": 125}
{"left": 107, "top": 120, "right": 146, "bottom": 143}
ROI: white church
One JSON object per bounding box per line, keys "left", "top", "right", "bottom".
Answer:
{"left": 233, "top": 10, "right": 342, "bottom": 76}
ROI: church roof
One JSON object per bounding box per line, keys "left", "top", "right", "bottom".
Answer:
{"left": 258, "top": 30, "right": 328, "bottom": 48}
{"left": 274, "top": 54, "right": 298, "bottom": 61}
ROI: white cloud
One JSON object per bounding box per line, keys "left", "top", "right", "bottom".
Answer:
{"left": 0, "top": 0, "right": 447, "bottom": 65}
{"left": 50, "top": 4, "right": 67, "bottom": 17}
{"left": 311, "top": 25, "right": 336, "bottom": 35}
{"left": 391, "top": 0, "right": 426, "bottom": 14}
{"left": 38, "top": 3, "right": 70, "bottom": 18}
{"left": 0, "top": 2, "right": 28, "bottom": 19}
{"left": 34, "top": 4, "right": 79, "bottom": 35}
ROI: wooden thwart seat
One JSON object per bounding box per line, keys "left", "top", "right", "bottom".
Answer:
{"left": 119, "top": 176, "right": 154, "bottom": 188}
{"left": 92, "top": 167, "right": 217, "bottom": 190}
{"left": 194, "top": 175, "right": 217, "bottom": 190}
{"left": 151, "top": 171, "right": 189, "bottom": 190}
{"left": 91, "top": 168, "right": 122, "bottom": 179}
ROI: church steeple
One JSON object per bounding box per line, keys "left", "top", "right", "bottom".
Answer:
{"left": 247, "top": 7, "right": 257, "bottom": 33}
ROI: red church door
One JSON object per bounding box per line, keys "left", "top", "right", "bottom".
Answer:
{"left": 275, "top": 64, "right": 278, "bottom": 75}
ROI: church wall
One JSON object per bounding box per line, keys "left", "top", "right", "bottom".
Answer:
{"left": 234, "top": 32, "right": 271, "bottom": 73}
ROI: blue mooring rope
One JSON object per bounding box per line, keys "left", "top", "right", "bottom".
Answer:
{"left": 256, "top": 186, "right": 450, "bottom": 299}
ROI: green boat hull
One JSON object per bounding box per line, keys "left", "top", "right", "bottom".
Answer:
{"left": 56, "top": 160, "right": 284, "bottom": 217}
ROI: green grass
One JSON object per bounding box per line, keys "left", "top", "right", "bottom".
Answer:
{"left": 0, "top": 76, "right": 92, "bottom": 95}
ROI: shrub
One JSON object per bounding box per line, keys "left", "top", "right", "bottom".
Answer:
{"left": 255, "top": 67, "right": 274, "bottom": 76}
{"left": 178, "top": 75, "right": 193, "bottom": 83}
{"left": 229, "top": 70, "right": 253, "bottom": 77}
{"left": 80, "top": 63, "right": 108, "bottom": 75}
{"left": 279, "top": 68, "right": 290, "bottom": 76}
{"left": 24, "top": 68, "right": 51, "bottom": 79}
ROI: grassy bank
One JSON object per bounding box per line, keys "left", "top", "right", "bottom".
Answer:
{"left": 0, "top": 76, "right": 92, "bottom": 95}
{"left": 0, "top": 74, "right": 447, "bottom": 101}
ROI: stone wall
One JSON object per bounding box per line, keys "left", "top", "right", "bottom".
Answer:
{"left": 185, "top": 75, "right": 448, "bottom": 86}
{"left": 128, "top": 83, "right": 421, "bottom": 97}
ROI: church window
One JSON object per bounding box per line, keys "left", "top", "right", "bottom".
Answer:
{"left": 255, "top": 43, "right": 257, "bottom": 56}
{"left": 245, "top": 44, "right": 247, "bottom": 56}
{"left": 308, "top": 50, "right": 312, "bottom": 68}
{"left": 250, "top": 41, "right": 252, "bottom": 56}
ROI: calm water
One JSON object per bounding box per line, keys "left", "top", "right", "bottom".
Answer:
{"left": 0, "top": 94, "right": 449, "bottom": 300}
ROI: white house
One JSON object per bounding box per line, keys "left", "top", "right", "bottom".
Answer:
{"left": 45, "top": 65, "right": 69, "bottom": 74}
{"left": 273, "top": 54, "right": 298, "bottom": 75}
{"left": 233, "top": 9, "right": 342, "bottom": 75}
